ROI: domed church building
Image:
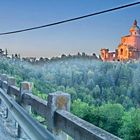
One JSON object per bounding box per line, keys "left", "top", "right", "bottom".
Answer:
{"left": 100, "top": 20, "right": 140, "bottom": 61}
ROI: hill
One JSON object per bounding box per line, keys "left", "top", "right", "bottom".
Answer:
{"left": 0, "top": 57, "right": 140, "bottom": 139}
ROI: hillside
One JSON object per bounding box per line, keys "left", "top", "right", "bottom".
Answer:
{"left": 0, "top": 57, "right": 140, "bottom": 139}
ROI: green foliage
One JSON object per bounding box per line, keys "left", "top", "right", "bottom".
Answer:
{"left": 71, "top": 99, "right": 90, "bottom": 118}
{"left": 119, "top": 109, "right": 140, "bottom": 140}
{"left": 71, "top": 101, "right": 125, "bottom": 136}
{"left": 32, "top": 87, "right": 48, "bottom": 100}
{"left": 0, "top": 58, "right": 140, "bottom": 139}
{"left": 99, "top": 103, "right": 124, "bottom": 136}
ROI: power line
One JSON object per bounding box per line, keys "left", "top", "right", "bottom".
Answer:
{"left": 0, "top": 1, "right": 140, "bottom": 36}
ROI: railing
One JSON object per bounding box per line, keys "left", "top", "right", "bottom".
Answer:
{"left": 0, "top": 74, "right": 122, "bottom": 140}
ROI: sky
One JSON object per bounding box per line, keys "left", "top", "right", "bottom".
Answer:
{"left": 0, "top": 0, "right": 139, "bottom": 58}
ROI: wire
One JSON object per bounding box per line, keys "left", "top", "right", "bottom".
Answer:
{"left": 0, "top": 1, "right": 140, "bottom": 36}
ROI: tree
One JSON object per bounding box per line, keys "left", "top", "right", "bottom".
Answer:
{"left": 71, "top": 99, "right": 90, "bottom": 119}
{"left": 119, "top": 109, "right": 140, "bottom": 140}
{"left": 99, "top": 103, "right": 124, "bottom": 136}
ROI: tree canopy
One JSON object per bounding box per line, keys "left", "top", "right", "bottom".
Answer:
{"left": 0, "top": 58, "right": 140, "bottom": 139}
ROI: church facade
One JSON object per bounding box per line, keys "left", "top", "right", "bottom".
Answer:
{"left": 100, "top": 20, "right": 140, "bottom": 61}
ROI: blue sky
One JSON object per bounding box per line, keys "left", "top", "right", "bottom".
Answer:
{"left": 0, "top": 0, "right": 139, "bottom": 58}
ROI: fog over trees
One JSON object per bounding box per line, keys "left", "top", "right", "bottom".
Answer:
{"left": 0, "top": 57, "right": 140, "bottom": 140}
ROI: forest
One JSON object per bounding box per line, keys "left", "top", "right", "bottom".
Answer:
{"left": 0, "top": 57, "right": 140, "bottom": 140}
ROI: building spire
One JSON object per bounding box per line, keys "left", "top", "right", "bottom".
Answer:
{"left": 133, "top": 19, "right": 137, "bottom": 26}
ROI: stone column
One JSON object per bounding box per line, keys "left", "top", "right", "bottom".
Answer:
{"left": 20, "top": 81, "right": 33, "bottom": 113}
{"left": 1, "top": 74, "right": 8, "bottom": 81}
{"left": 7, "top": 76, "right": 16, "bottom": 87}
{"left": 18, "top": 81, "right": 33, "bottom": 140}
{"left": 47, "top": 91, "right": 70, "bottom": 140}
{"left": 1, "top": 74, "right": 8, "bottom": 91}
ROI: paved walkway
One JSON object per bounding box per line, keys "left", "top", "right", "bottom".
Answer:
{"left": 0, "top": 118, "right": 16, "bottom": 140}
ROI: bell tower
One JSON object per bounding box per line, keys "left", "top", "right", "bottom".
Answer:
{"left": 130, "top": 20, "right": 140, "bottom": 36}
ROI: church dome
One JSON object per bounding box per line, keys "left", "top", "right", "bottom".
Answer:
{"left": 130, "top": 20, "right": 140, "bottom": 35}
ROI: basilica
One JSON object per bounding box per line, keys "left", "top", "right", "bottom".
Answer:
{"left": 100, "top": 20, "right": 140, "bottom": 61}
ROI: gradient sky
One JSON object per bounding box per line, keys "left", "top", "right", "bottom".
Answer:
{"left": 0, "top": 0, "right": 139, "bottom": 58}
